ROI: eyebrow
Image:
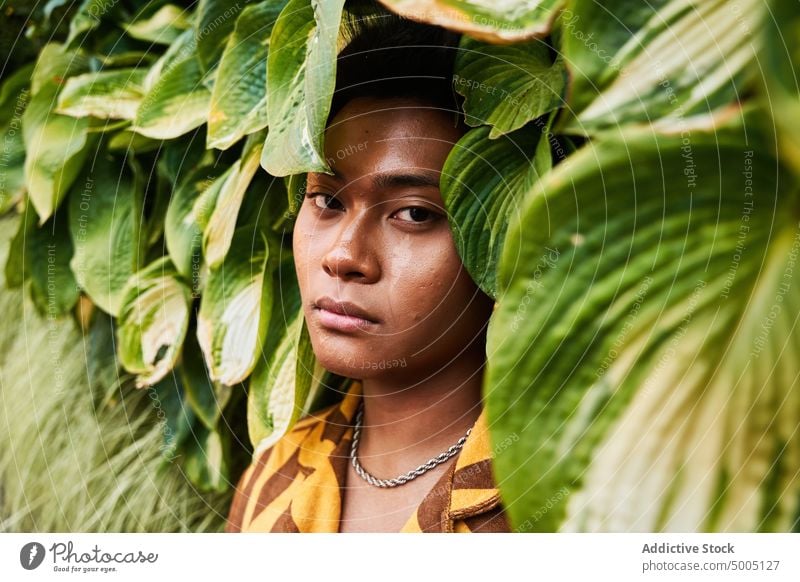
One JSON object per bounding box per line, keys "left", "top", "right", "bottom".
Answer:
{"left": 308, "top": 169, "right": 441, "bottom": 191}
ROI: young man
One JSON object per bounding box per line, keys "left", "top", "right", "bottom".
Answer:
{"left": 226, "top": 10, "right": 509, "bottom": 534}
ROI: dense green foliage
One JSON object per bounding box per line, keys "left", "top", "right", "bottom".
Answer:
{"left": 1, "top": 0, "right": 798, "bottom": 531}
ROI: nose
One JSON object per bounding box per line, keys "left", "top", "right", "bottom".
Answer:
{"left": 321, "top": 213, "right": 381, "bottom": 283}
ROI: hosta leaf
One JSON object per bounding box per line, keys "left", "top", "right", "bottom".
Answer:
{"left": 248, "top": 308, "right": 327, "bottom": 454}
{"left": 195, "top": 0, "right": 256, "bottom": 71}
{"left": 763, "top": 0, "right": 800, "bottom": 173}
{"left": 239, "top": 168, "right": 291, "bottom": 236}
{"left": 261, "top": 0, "right": 345, "bottom": 176}
{"left": 283, "top": 172, "right": 307, "bottom": 220}
{"left": 207, "top": 0, "right": 287, "bottom": 150}
{"left": 180, "top": 323, "right": 233, "bottom": 430}
{"left": 165, "top": 164, "right": 230, "bottom": 282}
{"left": 25, "top": 207, "right": 80, "bottom": 317}
{"left": 95, "top": 51, "right": 158, "bottom": 69}
{"left": 247, "top": 250, "right": 332, "bottom": 455}
{"left": 107, "top": 129, "right": 162, "bottom": 153}
{"left": 0, "top": 64, "right": 33, "bottom": 213}
{"left": 124, "top": 4, "right": 193, "bottom": 45}
{"left": 29, "top": 43, "right": 91, "bottom": 97}
{"left": 156, "top": 128, "right": 211, "bottom": 187}
{"left": 117, "top": 257, "right": 193, "bottom": 388}
{"left": 454, "top": 36, "right": 565, "bottom": 138}
{"left": 561, "top": 0, "right": 764, "bottom": 134}
{"left": 183, "top": 424, "right": 230, "bottom": 492}
{"left": 149, "top": 372, "right": 196, "bottom": 462}
{"left": 68, "top": 154, "right": 144, "bottom": 316}
{"left": 65, "top": 0, "right": 106, "bottom": 47}
{"left": 203, "top": 134, "right": 264, "bottom": 266}
{"left": 486, "top": 122, "right": 800, "bottom": 532}
{"left": 4, "top": 205, "right": 31, "bottom": 288}
{"left": 133, "top": 54, "right": 211, "bottom": 140}
{"left": 5, "top": 200, "right": 79, "bottom": 315}
{"left": 197, "top": 225, "right": 273, "bottom": 385}
{"left": 377, "top": 0, "right": 562, "bottom": 43}
{"left": 86, "top": 309, "right": 123, "bottom": 410}
{"left": 441, "top": 123, "right": 551, "bottom": 298}
{"left": 142, "top": 28, "right": 194, "bottom": 90}
{"left": 23, "top": 44, "right": 93, "bottom": 223}
{"left": 56, "top": 68, "right": 148, "bottom": 120}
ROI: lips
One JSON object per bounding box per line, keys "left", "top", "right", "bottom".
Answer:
{"left": 313, "top": 296, "right": 379, "bottom": 332}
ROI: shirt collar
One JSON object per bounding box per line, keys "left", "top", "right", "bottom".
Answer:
{"left": 327, "top": 380, "right": 502, "bottom": 531}
{"left": 446, "top": 405, "right": 503, "bottom": 521}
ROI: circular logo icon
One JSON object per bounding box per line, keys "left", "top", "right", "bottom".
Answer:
{"left": 20, "top": 542, "right": 46, "bottom": 570}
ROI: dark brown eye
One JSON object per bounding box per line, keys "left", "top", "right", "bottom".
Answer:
{"left": 394, "top": 207, "right": 435, "bottom": 223}
{"left": 309, "top": 193, "right": 342, "bottom": 211}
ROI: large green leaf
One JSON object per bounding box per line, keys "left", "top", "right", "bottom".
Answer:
{"left": 117, "top": 257, "right": 193, "bottom": 388}
{"left": 107, "top": 129, "right": 162, "bottom": 154}
{"left": 203, "top": 135, "right": 264, "bottom": 266}
{"left": 454, "top": 36, "right": 565, "bottom": 138}
{"left": 260, "top": 0, "right": 345, "bottom": 176}
{"left": 0, "top": 64, "right": 33, "bottom": 213}
{"left": 148, "top": 372, "right": 196, "bottom": 463}
{"left": 23, "top": 44, "right": 93, "bottom": 223}
{"left": 5, "top": 200, "right": 79, "bottom": 315}
{"left": 560, "top": 0, "right": 764, "bottom": 135}
{"left": 441, "top": 123, "right": 551, "bottom": 298}
{"left": 66, "top": 0, "right": 116, "bottom": 47}
{"left": 183, "top": 424, "right": 230, "bottom": 493}
{"left": 124, "top": 4, "right": 193, "bottom": 45}
{"left": 197, "top": 225, "right": 273, "bottom": 385}
{"left": 378, "top": 0, "right": 562, "bottom": 43}
{"left": 132, "top": 30, "right": 212, "bottom": 140}
{"left": 179, "top": 322, "right": 233, "bottom": 431}
{"left": 763, "top": 0, "right": 800, "bottom": 174}
{"left": 155, "top": 128, "right": 211, "bottom": 187}
{"left": 486, "top": 122, "right": 800, "bottom": 532}
{"left": 25, "top": 207, "right": 80, "bottom": 317}
{"left": 283, "top": 171, "right": 307, "bottom": 220}
{"left": 4, "top": 203, "right": 30, "bottom": 288}
{"left": 245, "top": 248, "right": 320, "bottom": 449}
{"left": 165, "top": 164, "right": 230, "bottom": 282}
{"left": 28, "top": 42, "right": 91, "bottom": 97}
{"left": 206, "top": 1, "right": 287, "bottom": 150}
{"left": 194, "top": 0, "right": 257, "bottom": 71}
{"left": 56, "top": 69, "right": 148, "bottom": 120}
{"left": 68, "top": 154, "right": 144, "bottom": 316}
{"left": 248, "top": 308, "right": 327, "bottom": 454}
{"left": 141, "top": 28, "right": 193, "bottom": 89}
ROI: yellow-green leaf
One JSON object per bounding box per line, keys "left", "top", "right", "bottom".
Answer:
{"left": 117, "top": 257, "right": 193, "bottom": 388}
{"left": 378, "top": 0, "right": 562, "bottom": 43}
{"left": 261, "top": 0, "right": 345, "bottom": 176}
{"left": 197, "top": 225, "right": 273, "bottom": 385}
{"left": 207, "top": 1, "right": 286, "bottom": 150}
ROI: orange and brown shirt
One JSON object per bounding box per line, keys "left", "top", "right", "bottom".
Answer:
{"left": 225, "top": 380, "right": 511, "bottom": 533}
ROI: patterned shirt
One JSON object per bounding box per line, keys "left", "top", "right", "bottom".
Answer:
{"left": 225, "top": 380, "right": 511, "bottom": 532}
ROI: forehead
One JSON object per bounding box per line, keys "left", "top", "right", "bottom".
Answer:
{"left": 309, "top": 97, "right": 464, "bottom": 185}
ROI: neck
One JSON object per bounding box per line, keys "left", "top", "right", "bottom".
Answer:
{"left": 354, "top": 346, "right": 485, "bottom": 477}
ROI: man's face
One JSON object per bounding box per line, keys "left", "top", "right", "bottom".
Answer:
{"left": 293, "top": 96, "right": 494, "bottom": 381}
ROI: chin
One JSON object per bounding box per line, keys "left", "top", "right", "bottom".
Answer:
{"left": 312, "top": 342, "right": 410, "bottom": 379}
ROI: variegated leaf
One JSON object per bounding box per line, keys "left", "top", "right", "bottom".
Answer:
{"left": 378, "top": 0, "right": 562, "bottom": 43}
{"left": 117, "top": 257, "right": 193, "bottom": 388}
{"left": 197, "top": 225, "right": 272, "bottom": 385}
{"left": 203, "top": 134, "right": 264, "bottom": 266}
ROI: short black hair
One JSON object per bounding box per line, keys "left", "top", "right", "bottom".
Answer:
{"left": 328, "top": 4, "right": 466, "bottom": 128}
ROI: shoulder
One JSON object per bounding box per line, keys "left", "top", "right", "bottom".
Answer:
{"left": 224, "top": 400, "right": 341, "bottom": 533}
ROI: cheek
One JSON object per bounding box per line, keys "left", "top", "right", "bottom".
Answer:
{"left": 292, "top": 208, "right": 319, "bottom": 289}
{"left": 387, "top": 234, "right": 468, "bottom": 323}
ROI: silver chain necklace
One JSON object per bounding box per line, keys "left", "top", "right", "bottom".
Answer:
{"left": 349, "top": 400, "right": 473, "bottom": 488}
